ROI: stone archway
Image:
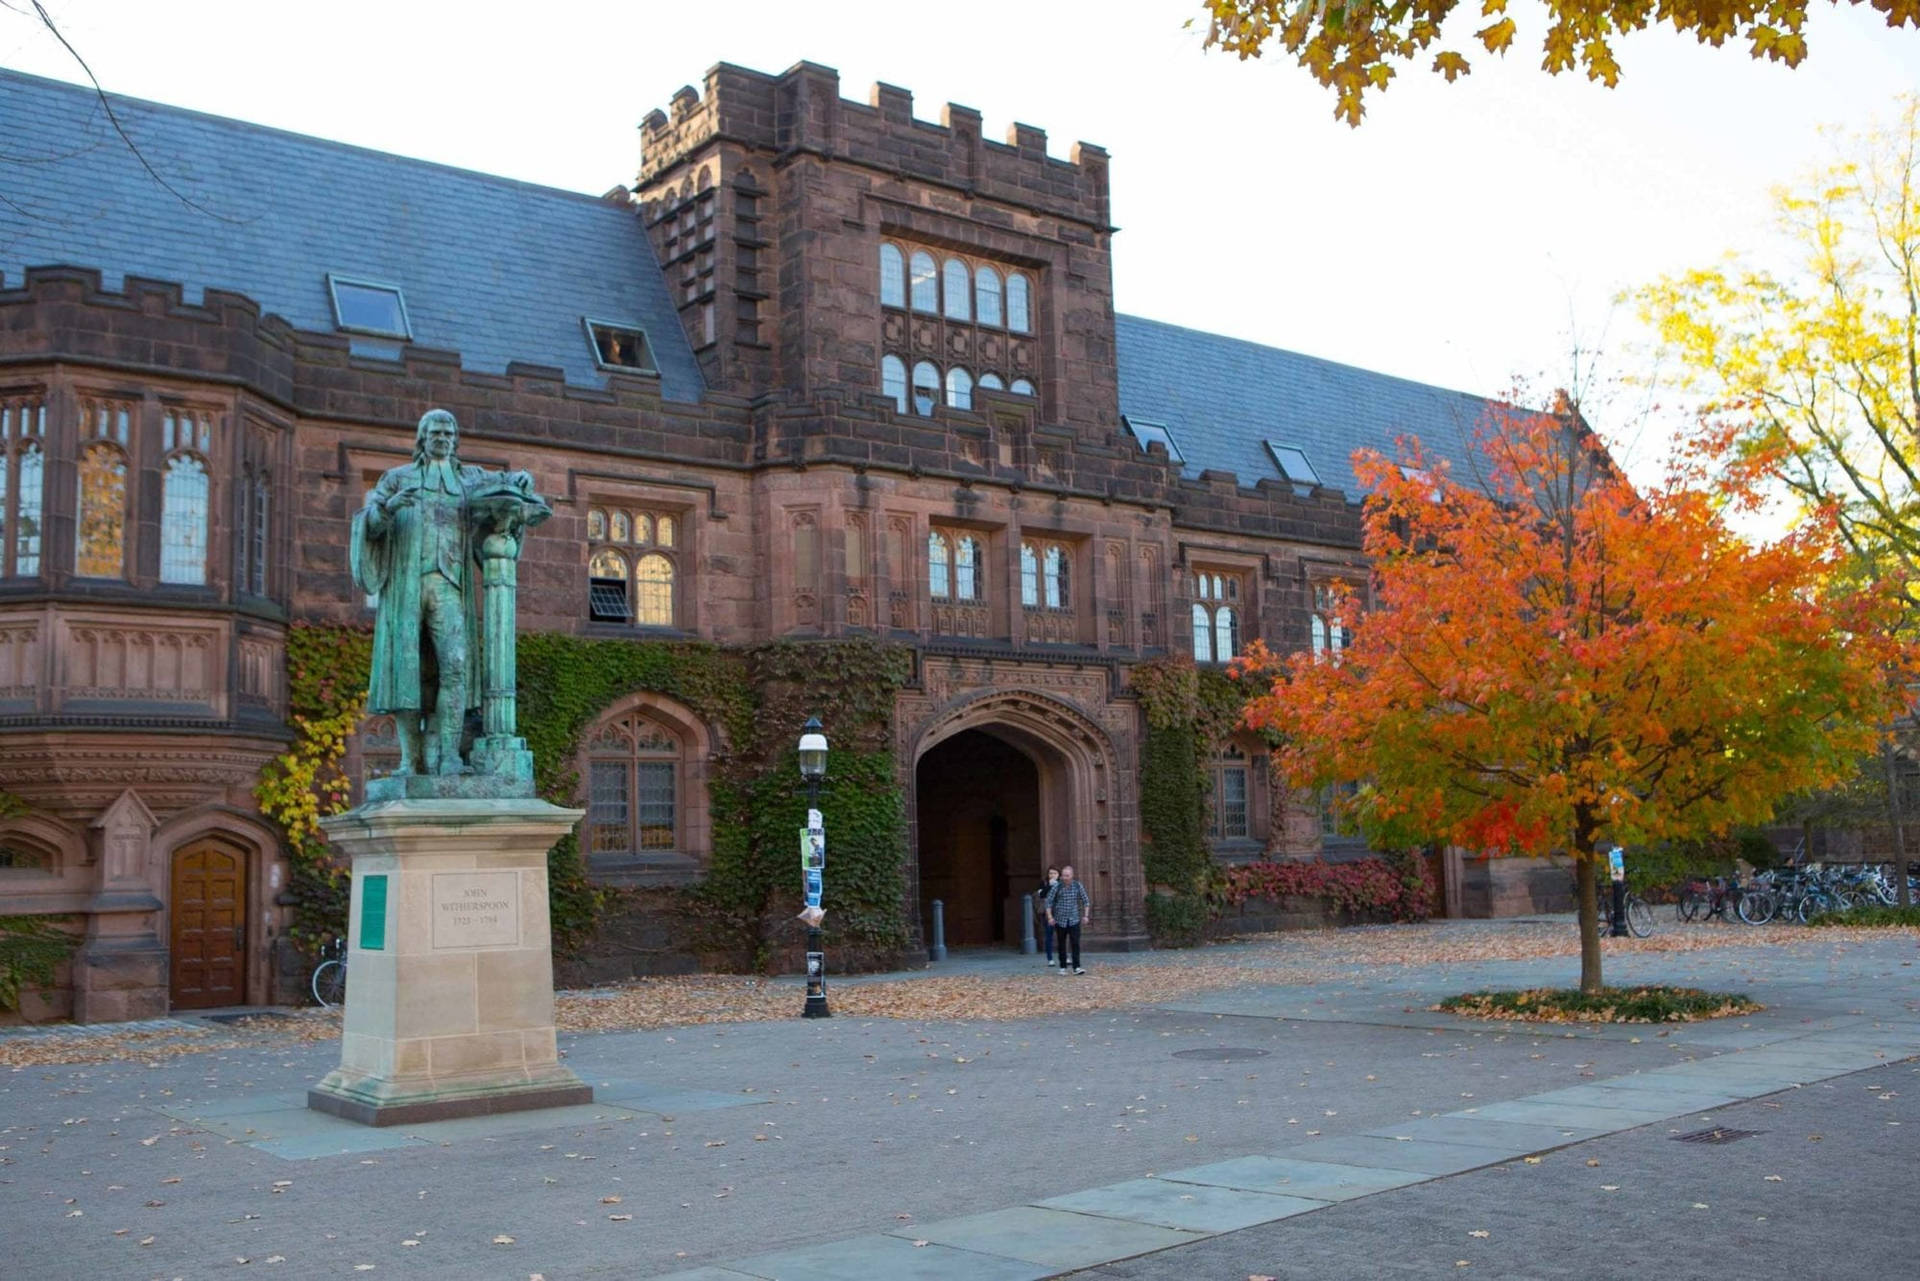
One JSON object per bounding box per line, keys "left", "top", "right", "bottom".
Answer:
{"left": 906, "top": 687, "right": 1143, "bottom": 951}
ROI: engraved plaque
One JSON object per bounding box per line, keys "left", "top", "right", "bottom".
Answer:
{"left": 431, "top": 871, "right": 520, "bottom": 949}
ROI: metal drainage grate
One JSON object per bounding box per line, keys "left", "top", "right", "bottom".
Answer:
{"left": 1672, "top": 1127, "right": 1761, "bottom": 1145}
{"left": 1171, "top": 1047, "right": 1270, "bottom": 1062}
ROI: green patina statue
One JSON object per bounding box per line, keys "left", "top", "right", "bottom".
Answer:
{"left": 351, "top": 409, "right": 549, "bottom": 798}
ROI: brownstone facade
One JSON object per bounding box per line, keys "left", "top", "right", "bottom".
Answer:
{"left": 0, "top": 61, "right": 1439, "bottom": 1020}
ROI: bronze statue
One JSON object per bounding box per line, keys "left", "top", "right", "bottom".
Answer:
{"left": 352, "top": 409, "right": 548, "bottom": 788}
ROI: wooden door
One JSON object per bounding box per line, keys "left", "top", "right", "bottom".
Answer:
{"left": 169, "top": 841, "right": 246, "bottom": 1009}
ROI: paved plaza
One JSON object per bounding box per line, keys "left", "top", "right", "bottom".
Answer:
{"left": 1, "top": 921, "right": 1915, "bottom": 1279}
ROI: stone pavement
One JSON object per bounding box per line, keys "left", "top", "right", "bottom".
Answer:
{"left": 0, "top": 921, "right": 1913, "bottom": 1279}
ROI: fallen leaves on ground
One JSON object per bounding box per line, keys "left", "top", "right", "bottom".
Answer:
{"left": 1, "top": 919, "right": 1905, "bottom": 1062}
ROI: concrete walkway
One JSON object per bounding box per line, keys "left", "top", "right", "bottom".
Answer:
{"left": 651, "top": 938, "right": 1920, "bottom": 1281}
{"left": 2, "top": 920, "right": 1914, "bottom": 1279}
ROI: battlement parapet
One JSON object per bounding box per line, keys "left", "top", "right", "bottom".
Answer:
{"left": 640, "top": 60, "right": 1109, "bottom": 227}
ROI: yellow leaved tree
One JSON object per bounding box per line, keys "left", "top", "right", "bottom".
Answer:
{"left": 1198, "top": 1, "right": 1920, "bottom": 125}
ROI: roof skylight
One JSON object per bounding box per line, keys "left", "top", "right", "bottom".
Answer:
{"left": 1264, "top": 441, "right": 1321, "bottom": 489}
{"left": 326, "top": 274, "right": 411, "bottom": 340}
{"left": 585, "top": 319, "right": 658, "bottom": 374}
{"left": 1124, "top": 416, "right": 1184, "bottom": 464}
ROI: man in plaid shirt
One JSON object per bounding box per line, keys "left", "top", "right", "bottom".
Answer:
{"left": 1044, "top": 864, "right": 1090, "bottom": 974}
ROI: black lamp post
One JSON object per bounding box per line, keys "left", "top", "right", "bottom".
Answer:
{"left": 798, "top": 715, "right": 831, "bottom": 1019}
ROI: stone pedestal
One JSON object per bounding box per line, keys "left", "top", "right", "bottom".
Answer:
{"left": 308, "top": 797, "right": 590, "bottom": 1126}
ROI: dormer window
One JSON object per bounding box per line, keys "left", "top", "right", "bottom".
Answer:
{"left": 1125, "top": 416, "right": 1184, "bottom": 464}
{"left": 1265, "top": 442, "right": 1320, "bottom": 494}
{"left": 585, "top": 320, "right": 658, "bottom": 373}
{"left": 326, "top": 275, "right": 411, "bottom": 339}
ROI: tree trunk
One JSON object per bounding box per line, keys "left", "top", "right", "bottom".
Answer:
{"left": 1574, "top": 854, "right": 1604, "bottom": 994}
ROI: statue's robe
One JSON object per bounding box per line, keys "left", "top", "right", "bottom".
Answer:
{"left": 351, "top": 460, "right": 489, "bottom": 715}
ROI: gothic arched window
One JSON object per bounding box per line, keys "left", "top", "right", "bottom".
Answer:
{"left": 974, "top": 266, "right": 1003, "bottom": 327}
{"left": 587, "top": 713, "right": 681, "bottom": 860}
{"left": 945, "top": 366, "right": 973, "bottom": 411}
{"left": 942, "top": 259, "right": 971, "bottom": 321}
{"left": 1, "top": 393, "right": 45, "bottom": 578}
{"left": 159, "top": 408, "right": 213, "bottom": 585}
{"left": 879, "top": 242, "right": 906, "bottom": 308}
{"left": 76, "top": 399, "right": 132, "bottom": 579}
{"left": 908, "top": 251, "right": 938, "bottom": 313}
{"left": 928, "top": 531, "right": 952, "bottom": 599}
{"left": 1006, "top": 273, "right": 1032, "bottom": 333}
{"left": 911, "top": 361, "right": 940, "bottom": 416}
{"left": 882, "top": 355, "right": 908, "bottom": 413}
{"left": 954, "top": 535, "right": 981, "bottom": 602}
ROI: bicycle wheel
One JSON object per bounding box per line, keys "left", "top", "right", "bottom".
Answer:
{"left": 1678, "top": 890, "right": 1702, "bottom": 923}
{"left": 1737, "top": 890, "right": 1775, "bottom": 925}
{"left": 1626, "top": 897, "right": 1655, "bottom": 938}
{"left": 311, "top": 958, "right": 347, "bottom": 1008}
{"left": 1794, "top": 893, "right": 1827, "bottom": 925}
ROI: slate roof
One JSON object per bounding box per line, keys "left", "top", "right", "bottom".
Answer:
{"left": 1114, "top": 314, "right": 1498, "bottom": 499}
{"left": 0, "top": 69, "right": 704, "bottom": 402}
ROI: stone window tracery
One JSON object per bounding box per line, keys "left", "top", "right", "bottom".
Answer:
{"left": 1192, "top": 570, "right": 1241, "bottom": 664}
{"left": 1311, "top": 582, "right": 1352, "bottom": 661}
{"left": 0, "top": 392, "right": 45, "bottom": 578}
{"left": 877, "top": 239, "right": 1037, "bottom": 408}
{"left": 587, "top": 712, "right": 681, "bottom": 859}
{"left": 587, "top": 505, "right": 679, "bottom": 627}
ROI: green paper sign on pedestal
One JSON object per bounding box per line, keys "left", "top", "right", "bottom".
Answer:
{"left": 359, "top": 874, "right": 388, "bottom": 951}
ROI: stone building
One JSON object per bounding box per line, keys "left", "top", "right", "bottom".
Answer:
{"left": 0, "top": 61, "right": 1508, "bottom": 1022}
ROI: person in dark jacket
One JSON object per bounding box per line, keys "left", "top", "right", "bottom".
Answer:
{"left": 1039, "top": 867, "right": 1059, "bottom": 963}
{"left": 1045, "top": 864, "right": 1090, "bottom": 974}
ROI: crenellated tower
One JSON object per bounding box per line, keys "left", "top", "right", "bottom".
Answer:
{"left": 636, "top": 61, "right": 1118, "bottom": 447}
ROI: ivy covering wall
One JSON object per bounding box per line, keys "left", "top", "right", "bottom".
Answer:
{"left": 260, "top": 623, "right": 912, "bottom": 965}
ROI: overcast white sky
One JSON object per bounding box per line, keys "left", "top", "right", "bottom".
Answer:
{"left": 6, "top": 1, "right": 1917, "bottom": 466}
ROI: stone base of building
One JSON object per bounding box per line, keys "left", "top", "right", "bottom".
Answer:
{"left": 308, "top": 795, "right": 588, "bottom": 1127}
{"left": 70, "top": 937, "right": 170, "bottom": 1023}
{"left": 1456, "top": 854, "right": 1577, "bottom": 918}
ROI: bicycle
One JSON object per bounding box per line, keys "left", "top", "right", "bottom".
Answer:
{"left": 310, "top": 937, "right": 348, "bottom": 1008}
{"left": 1578, "top": 879, "right": 1653, "bottom": 939}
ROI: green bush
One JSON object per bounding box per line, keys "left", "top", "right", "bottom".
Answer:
{"left": 1436, "top": 986, "right": 1761, "bottom": 1023}
{"left": 1144, "top": 891, "right": 1208, "bottom": 947}
{"left": 1805, "top": 905, "right": 1920, "bottom": 928}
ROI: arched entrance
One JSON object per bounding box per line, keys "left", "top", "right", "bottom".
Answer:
{"left": 915, "top": 730, "right": 1042, "bottom": 946}
{"left": 907, "top": 688, "right": 1138, "bottom": 950}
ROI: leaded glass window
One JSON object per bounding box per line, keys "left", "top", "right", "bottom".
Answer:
{"left": 945, "top": 366, "right": 973, "bottom": 411}
{"left": 942, "top": 259, "right": 971, "bottom": 321}
{"left": 880, "top": 243, "right": 906, "bottom": 307}
{"left": 587, "top": 713, "right": 681, "bottom": 858}
{"left": 908, "top": 251, "right": 938, "bottom": 313}
{"left": 587, "top": 507, "right": 680, "bottom": 627}
{"left": 1007, "top": 273, "right": 1032, "bottom": 333}
{"left": 928, "top": 531, "right": 951, "bottom": 599}
{"left": 911, "top": 362, "right": 939, "bottom": 416}
{"left": 1208, "top": 747, "right": 1250, "bottom": 841}
{"left": 635, "top": 553, "right": 675, "bottom": 626}
{"left": 882, "top": 355, "right": 908, "bottom": 413}
{"left": 160, "top": 404, "right": 215, "bottom": 585}
{"left": 1, "top": 394, "right": 45, "bottom": 578}
{"left": 76, "top": 441, "right": 127, "bottom": 578}
{"left": 1043, "top": 545, "right": 1068, "bottom": 610}
{"left": 955, "top": 536, "right": 981, "bottom": 602}
{"left": 974, "top": 266, "right": 1002, "bottom": 327}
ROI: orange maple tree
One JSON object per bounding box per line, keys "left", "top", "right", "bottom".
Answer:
{"left": 1239, "top": 400, "right": 1912, "bottom": 992}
